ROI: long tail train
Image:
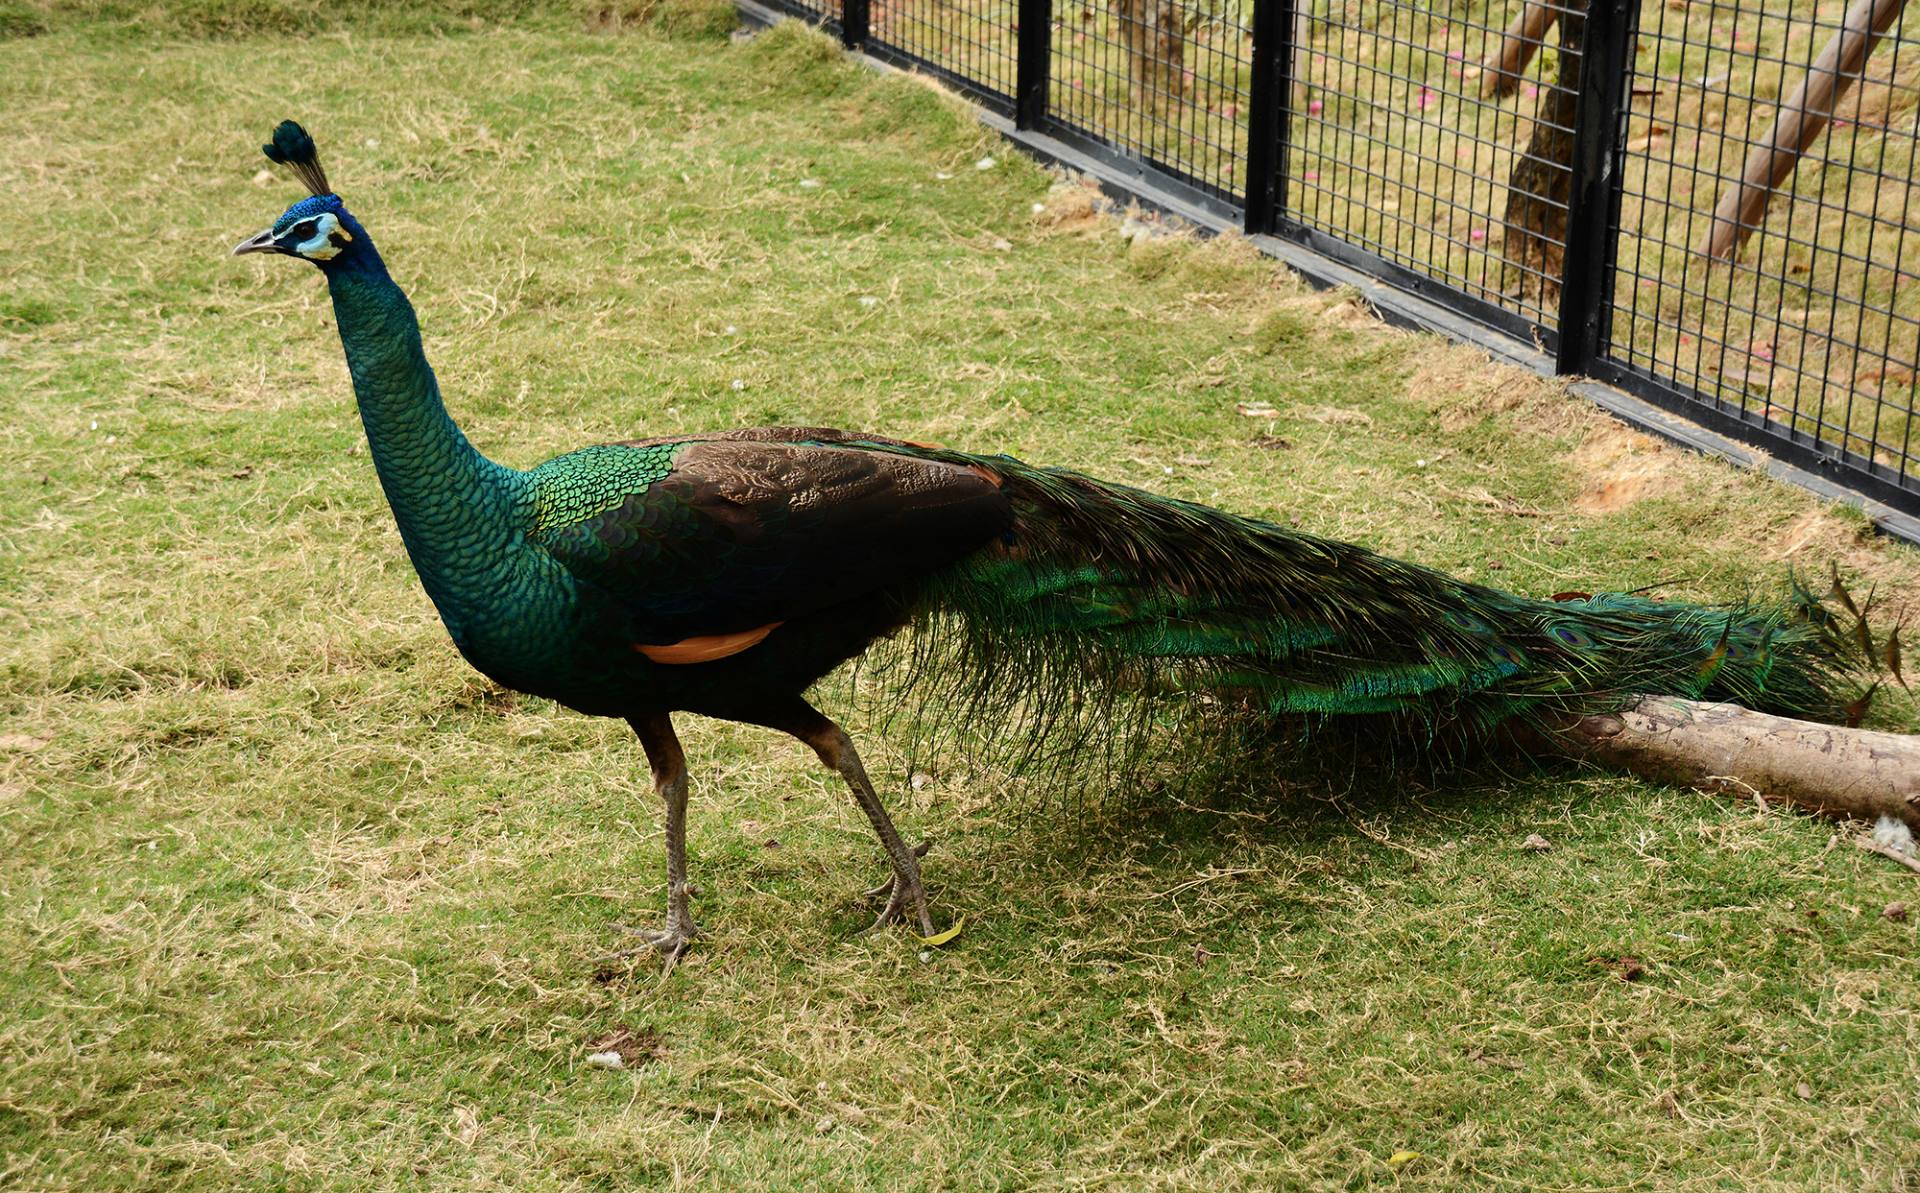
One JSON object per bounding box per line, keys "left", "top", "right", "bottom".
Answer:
{"left": 863, "top": 442, "right": 1868, "bottom": 751}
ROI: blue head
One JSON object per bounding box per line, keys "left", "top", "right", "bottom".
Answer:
{"left": 233, "top": 121, "right": 370, "bottom": 269}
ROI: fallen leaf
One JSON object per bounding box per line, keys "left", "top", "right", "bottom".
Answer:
{"left": 1589, "top": 954, "right": 1646, "bottom": 981}
{"left": 1236, "top": 401, "right": 1280, "bottom": 419}
{"left": 1884, "top": 901, "right": 1908, "bottom": 922}
{"left": 587, "top": 1024, "right": 667, "bottom": 1067}
{"left": 451, "top": 1105, "right": 481, "bottom": 1147}
{"left": 1521, "top": 833, "right": 1553, "bottom": 852}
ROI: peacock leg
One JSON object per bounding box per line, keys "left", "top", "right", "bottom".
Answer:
{"left": 610, "top": 711, "right": 703, "bottom": 962}
{"left": 783, "top": 706, "right": 938, "bottom": 937}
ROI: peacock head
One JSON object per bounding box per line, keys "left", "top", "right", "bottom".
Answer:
{"left": 233, "top": 121, "right": 364, "bottom": 267}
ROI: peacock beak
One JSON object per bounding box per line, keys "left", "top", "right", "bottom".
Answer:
{"left": 232, "top": 228, "right": 282, "bottom": 256}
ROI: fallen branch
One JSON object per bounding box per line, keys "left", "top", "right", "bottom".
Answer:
{"left": 1852, "top": 832, "right": 1920, "bottom": 874}
{"left": 1541, "top": 696, "right": 1920, "bottom": 830}
{"left": 1698, "top": 0, "right": 1908, "bottom": 261}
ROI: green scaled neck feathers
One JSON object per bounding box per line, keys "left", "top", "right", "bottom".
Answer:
{"left": 326, "top": 252, "right": 526, "bottom": 620}
{"left": 261, "top": 122, "right": 528, "bottom": 634}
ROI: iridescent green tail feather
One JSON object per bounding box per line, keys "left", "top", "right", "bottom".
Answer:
{"left": 867, "top": 443, "right": 1867, "bottom": 757}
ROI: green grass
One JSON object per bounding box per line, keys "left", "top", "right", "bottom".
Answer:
{"left": 4, "top": 9, "right": 1920, "bottom": 1190}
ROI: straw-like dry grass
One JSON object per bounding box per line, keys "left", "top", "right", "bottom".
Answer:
{"left": 3, "top": 8, "right": 1919, "bottom": 1189}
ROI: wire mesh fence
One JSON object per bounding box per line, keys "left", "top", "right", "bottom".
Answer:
{"left": 1290, "top": 1, "right": 1579, "bottom": 331}
{"left": 750, "top": 0, "right": 1920, "bottom": 519}
{"left": 1047, "top": 0, "right": 1254, "bottom": 202}
{"left": 868, "top": 0, "right": 1019, "bottom": 104}
{"left": 1606, "top": 0, "right": 1918, "bottom": 496}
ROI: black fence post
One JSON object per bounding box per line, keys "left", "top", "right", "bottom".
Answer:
{"left": 1015, "top": 0, "right": 1051, "bottom": 130}
{"left": 1554, "top": 0, "right": 1639, "bottom": 376}
{"left": 1243, "top": 0, "right": 1298, "bottom": 234}
{"left": 841, "top": 0, "right": 868, "bottom": 49}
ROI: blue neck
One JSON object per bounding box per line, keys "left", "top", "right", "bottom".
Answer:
{"left": 322, "top": 230, "right": 529, "bottom": 628}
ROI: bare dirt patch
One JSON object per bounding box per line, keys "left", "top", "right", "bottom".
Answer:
{"left": 1408, "top": 342, "right": 1551, "bottom": 432}
{"left": 1571, "top": 422, "right": 1681, "bottom": 515}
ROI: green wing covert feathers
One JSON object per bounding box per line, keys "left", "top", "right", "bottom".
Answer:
{"left": 236, "top": 121, "right": 1876, "bottom": 961}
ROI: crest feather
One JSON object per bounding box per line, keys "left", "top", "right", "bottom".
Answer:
{"left": 262, "top": 120, "right": 331, "bottom": 197}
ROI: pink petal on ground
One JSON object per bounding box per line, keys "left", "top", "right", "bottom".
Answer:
{"left": 1309, "top": 99, "right": 1324, "bottom": 114}
{"left": 1220, "top": 103, "right": 1238, "bottom": 120}
{"left": 1470, "top": 228, "right": 1485, "bottom": 242}
{"left": 1304, "top": 170, "right": 1320, "bottom": 181}
{"left": 1417, "top": 87, "right": 1435, "bottom": 110}
{"left": 1752, "top": 341, "right": 1774, "bottom": 360}
{"left": 1524, "top": 83, "right": 1538, "bottom": 97}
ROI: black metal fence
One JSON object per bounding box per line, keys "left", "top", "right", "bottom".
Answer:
{"left": 754, "top": 0, "right": 1920, "bottom": 520}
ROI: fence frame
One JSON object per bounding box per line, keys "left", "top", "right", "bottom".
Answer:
{"left": 736, "top": 0, "right": 1920, "bottom": 541}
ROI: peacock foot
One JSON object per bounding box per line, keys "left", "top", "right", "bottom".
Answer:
{"left": 862, "top": 839, "right": 933, "bottom": 902}
{"left": 606, "top": 918, "right": 703, "bottom": 965}
{"left": 868, "top": 865, "right": 936, "bottom": 938}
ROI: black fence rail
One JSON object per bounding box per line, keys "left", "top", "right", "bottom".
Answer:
{"left": 753, "top": 0, "right": 1920, "bottom": 522}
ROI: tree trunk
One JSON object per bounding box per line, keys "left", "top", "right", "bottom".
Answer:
{"left": 1542, "top": 696, "right": 1920, "bottom": 830}
{"left": 1699, "top": 0, "right": 1908, "bottom": 261}
{"left": 1112, "top": 0, "right": 1185, "bottom": 109}
{"left": 1482, "top": 2, "right": 1561, "bottom": 99}
{"left": 1500, "top": 0, "right": 1585, "bottom": 305}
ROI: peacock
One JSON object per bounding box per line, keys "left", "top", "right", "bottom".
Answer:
{"left": 235, "top": 121, "right": 1862, "bottom": 961}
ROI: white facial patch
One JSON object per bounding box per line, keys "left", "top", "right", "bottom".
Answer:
{"left": 293, "top": 211, "right": 348, "bottom": 260}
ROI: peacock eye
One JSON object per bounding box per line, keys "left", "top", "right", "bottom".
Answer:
{"left": 291, "top": 220, "right": 318, "bottom": 240}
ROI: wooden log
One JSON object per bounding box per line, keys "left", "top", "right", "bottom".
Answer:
{"left": 1482, "top": 1, "right": 1561, "bottom": 99}
{"left": 1545, "top": 696, "right": 1920, "bottom": 830}
{"left": 1698, "top": 0, "right": 1908, "bottom": 261}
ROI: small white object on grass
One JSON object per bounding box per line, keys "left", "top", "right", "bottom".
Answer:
{"left": 859, "top": 295, "right": 879, "bottom": 308}
{"left": 799, "top": 178, "right": 823, "bottom": 189}
{"left": 586, "top": 1051, "right": 625, "bottom": 1070}
{"left": 1872, "top": 816, "right": 1915, "bottom": 856}
{"left": 935, "top": 172, "right": 954, "bottom": 180}
{"left": 975, "top": 156, "right": 996, "bottom": 171}
{"left": 730, "top": 379, "right": 746, "bottom": 391}
{"left": 1031, "top": 202, "right": 1046, "bottom": 214}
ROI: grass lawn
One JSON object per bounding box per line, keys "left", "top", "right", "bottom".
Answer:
{"left": 4, "top": 8, "right": 1920, "bottom": 1189}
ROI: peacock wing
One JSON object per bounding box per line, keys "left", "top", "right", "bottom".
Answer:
{"left": 531, "top": 437, "right": 1013, "bottom": 650}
